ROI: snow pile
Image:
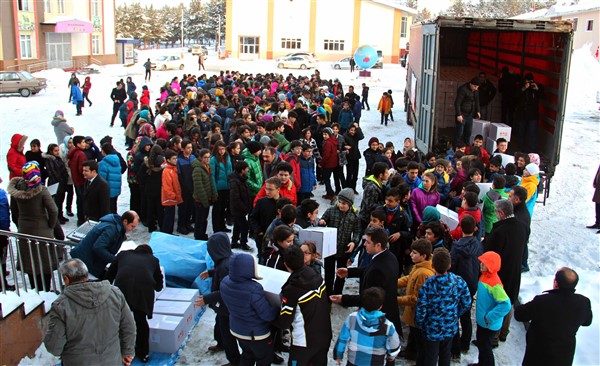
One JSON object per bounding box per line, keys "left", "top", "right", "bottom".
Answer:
{"left": 565, "top": 44, "right": 600, "bottom": 114}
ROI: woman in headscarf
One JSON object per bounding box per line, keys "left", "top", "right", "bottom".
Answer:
{"left": 415, "top": 206, "right": 454, "bottom": 247}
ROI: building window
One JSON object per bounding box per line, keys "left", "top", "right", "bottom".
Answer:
{"left": 58, "top": 0, "right": 65, "bottom": 13}
{"left": 239, "top": 36, "right": 259, "bottom": 54}
{"left": 92, "top": 35, "right": 100, "bottom": 54}
{"left": 44, "top": 0, "right": 51, "bottom": 12}
{"left": 324, "top": 39, "right": 345, "bottom": 51}
{"left": 18, "top": 0, "right": 30, "bottom": 11}
{"left": 281, "top": 38, "right": 301, "bottom": 49}
{"left": 586, "top": 20, "right": 593, "bottom": 31}
{"left": 401, "top": 16, "right": 408, "bottom": 38}
{"left": 572, "top": 17, "right": 578, "bottom": 31}
{"left": 91, "top": 0, "right": 100, "bottom": 17}
{"left": 20, "top": 35, "right": 32, "bottom": 58}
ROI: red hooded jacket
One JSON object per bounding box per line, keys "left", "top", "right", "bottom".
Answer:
{"left": 6, "top": 134, "right": 27, "bottom": 179}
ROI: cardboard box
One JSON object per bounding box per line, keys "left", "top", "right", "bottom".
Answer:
{"left": 488, "top": 122, "right": 512, "bottom": 141}
{"left": 153, "top": 300, "right": 195, "bottom": 335}
{"left": 155, "top": 266, "right": 166, "bottom": 299}
{"left": 471, "top": 119, "right": 491, "bottom": 143}
{"left": 436, "top": 204, "right": 459, "bottom": 230}
{"left": 255, "top": 265, "right": 290, "bottom": 308}
{"left": 485, "top": 137, "right": 497, "bottom": 155}
{"left": 148, "top": 315, "right": 187, "bottom": 354}
{"left": 157, "top": 287, "right": 201, "bottom": 317}
{"left": 299, "top": 227, "right": 337, "bottom": 258}
{"left": 493, "top": 153, "right": 515, "bottom": 169}
{"left": 476, "top": 183, "right": 493, "bottom": 200}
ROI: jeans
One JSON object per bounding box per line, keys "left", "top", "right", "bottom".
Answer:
{"left": 334, "top": 165, "right": 345, "bottom": 193}
{"left": 324, "top": 256, "right": 348, "bottom": 295}
{"left": 145, "top": 69, "right": 151, "bottom": 81}
{"left": 453, "top": 114, "right": 474, "bottom": 147}
{"left": 362, "top": 96, "right": 370, "bottom": 110}
{"left": 194, "top": 202, "right": 210, "bottom": 240}
{"left": 381, "top": 112, "right": 389, "bottom": 125}
{"left": 177, "top": 191, "right": 194, "bottom": 230}
{"left": 161, "top": 206, "right": 176, "bottom": 234}
{"left": 232, "top": 214, "right": 249, "bottom": 245}
{"left": 75, "top": 101, "right": 83, "bottom": 115}
{"left": 133, "top": 310, "right": 150, "bottom": 358}
{"left": 322, "top": 168, "right": 335, "bottom": 196}
{"left": 111, "top": 104, "right": 121, "bottom": 126}
{"left": 518, "top": 118, "right": 538, "bottom": 152}
{"left": 345, "top": 159, "right": 360, "bottom": 190}
{"left": 476, "top": 325, "right": 496, "bottom": 366}
{"left": 238, "top": 336, "right": 273, "bottom": 366}
{"left": 83, "top": 92, "right": 92, "bottom": 106}
{"left": 419, "top": 336, "right": 452, "bottom": 366}
{"left": 452, "top": 300, "right": 473, "bottom": 354}
{"left": 493, "top": 306, "right": 513, "bottom": 344}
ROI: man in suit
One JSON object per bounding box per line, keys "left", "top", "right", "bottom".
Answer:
{"left": 483, "top": 199, "right": 528, "bottom": 345}
{"left": 82, "top": 160, "right": 110, "bottom": 223}
{"left": 330, "top": 226, "right": 401, "bottom": 336}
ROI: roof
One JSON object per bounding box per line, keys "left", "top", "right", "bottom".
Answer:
{"left": 41, "top": 16, "right": 92, "bottom": 24}
{"left": 512, "top": 3, "right": 600, "bottom": 20}
{"left": 370, "top": 0, "right": 418, "bottom": 15}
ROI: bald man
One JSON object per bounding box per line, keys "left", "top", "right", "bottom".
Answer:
{"left": 515, "top": 267, "right": 593, "bottom": 366}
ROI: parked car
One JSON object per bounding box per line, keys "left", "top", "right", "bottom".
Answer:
{"left": 151, "top": 55, "right": 185, "bottom": 71}
{"left": 191, "top": 45, "right": 208, "bottom": 57}
{"left": 276, "top": 55, "right": 317, "bottom": 70}
{"left": 276, "top": 52, "right": 318, "bottom": 62}
{"left": 331, "top": 57, "right": 361, "bottom": 70}
{"left": 0, "top": 71, "right": 47, "bottom": 97}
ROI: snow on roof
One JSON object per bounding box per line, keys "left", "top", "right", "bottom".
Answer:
{"left": 512, "top": 3, "right": 600, "bottom": 20}
{"left": 370, "top": 0, "right": 418, "bottom": 15}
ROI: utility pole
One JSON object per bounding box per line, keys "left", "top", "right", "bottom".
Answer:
{"left": 181, "top": 8, "right": 184, "bottom": 52}
{"left": 217, "top": 17, "right": 221, "bottom": 50}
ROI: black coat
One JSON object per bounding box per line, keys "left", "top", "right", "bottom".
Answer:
{"left": 248, "top": 197, "right": 277, "bottom": 235}
{"left": 104, "top": 249, "right": 163, "bottom": 317}
{"left": 454, "top": 82, "right": 480, "bottom": 117}
{"left": 513, "top": 202, "right": 531, "bottom": 242}
{"left": 342, "top": 249, "right": 401, "bottom": 330}
{"left": 483, "top": 217, "right": 527, "bottom": 303}
{"left": 228, "top": 172, "right": 251, "bottom": 217}
{"left": 514, "top": 288, "right": 593, "bottom": 366}
{"left": 342, "top": 128, "right": 364, "bottom": 161}
{"left": 83, "top": 176, "right": 110, "bottom": 221}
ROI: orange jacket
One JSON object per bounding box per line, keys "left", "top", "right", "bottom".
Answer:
{"left": 161, "top": 164, "right": 183, "bottom": 206}
{"left": 378, "top": 96, "right": 392, "bottom": 114}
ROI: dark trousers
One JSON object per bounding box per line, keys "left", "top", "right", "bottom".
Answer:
{"left": 133, "top": 310, "right": 150, "bottom": 358}
{"left": 138, "top": 183, "right": 147, "bottom": 224}
{"left": 109, "top": 197, "right": 118, "bottom": 214}
{"left": 522, "top": 240, "right": 530, "bottom": 271}
{"left": 217, "top": 315, "right": 241, "bottom": 365}
{"left": 161, "top": 205, "right": 176, "bottom": 234}
{"left": 452, "top": 301, "right": 473, "bottom": 354}
{"left": 405, "top": 326, "right": 418, "bottom": 353}
{"left": 501, "top": 100, "right": 515, "bottom": 126}
{"left": 232, "top": 214, "right": 249, "bottom": 245}
{"left": 65, "top": 184, "right": 74, "bottom": 213}
{"left": 476, "top": 325, "right": 496, "bottom": 366}
{"left": 129, "top": 182, "right": 140, "bottom": 214}
{"left": 334, "top": 166, "right": 345, "bottom": 193}
{"left": 212, "top": 189, "right": 229, "bottom": 232}
{"left": 381, "top": 112, "right": 389, "bottom": 125}
{"left": 419, "top": 336, "right": 452, "bottom": 366}
{"left": 53, "top": 183, "right": 67, "bottom": 219}
{"left": 322, "top": 168, "right": 335, "bottom": 196}
{"left": 297, "top": 192, "right": 312, "bottom": 204}
{"left": 454, "top": 115, "right": 474, "bottom": 148}
{"left": 480, "top": 104, "right": 489, "bottom": 120}
{"left": 238, "top": 336, "right": 273, "bottom": 366}
{"left": 146, "top": 194, "right": 163, "bottom": 232}
{"left": 289, "top": 343, "right": 329, "bottom": 366}
{"left": 345, "top": 159, "right": 360, "bottom": 190}
{"left": 324, "top": 255, "right": 347, "bottom": 295}
{"left": 595, "top": 202, "right": 600, "bottom": 225}
{"left": 75, "top": 101, "right": 83, "bottom": 115}
{"left": 518, "top": 118, "right": 538, "bottom": 152}
{"left": 83, "top": 92, "right": 92, "bottom": 106}
{"left": 194, "top": 203, "right": 210, "bottom": 240}
{"left": 145, "top": 69, "right": 151, "bottom": 81}
{"left": 177, "top": 192, "right": 194, "bottom": 230}
{"left": 362, "top": 96, "right": 370, "bottom": 110}
{"left": 74, "top": 185, "right": 85, "bottom": 225}
{"left": 111, "top": 104, "right": 121, "bottom": 126}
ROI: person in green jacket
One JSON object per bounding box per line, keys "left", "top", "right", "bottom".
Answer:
{"left": 241, "top": 141, "right": 263, "bottom": 200}
{"left": 192, "top": 148, "right": 217, "bottom": 240}
{"left": 482, "top": 175, "right": 508, "bottom": 234}
{"left": 269, "top": 121, "right": 290, "bottom": 153}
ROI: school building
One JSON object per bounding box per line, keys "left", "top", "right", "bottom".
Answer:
{"left": 225, "top": 0, "right": 417, "bottom": 63}
{"left": 0, "top": 0, "right": 117, "bottom": 71}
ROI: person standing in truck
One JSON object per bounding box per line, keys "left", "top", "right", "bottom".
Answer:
{"left": 478, "top": 72, "right": 496, "bottom": 120}
{"left": 453, "top": 77, "right": 481, "bottom": 148}
{"left": 498, "top": 66, "right": 521, "bottom": 127}
{"left": 515, "top": 73, "right": 544, "bottom": 153}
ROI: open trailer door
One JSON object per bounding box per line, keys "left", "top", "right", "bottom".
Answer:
{"left": 415, "top": 25, "right": 439, "bottom": 154}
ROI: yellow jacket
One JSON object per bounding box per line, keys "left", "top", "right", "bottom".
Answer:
{"left": 520, "top": 174, "right": 539, "bottom": 201}
{"left": 397, "top": 259, "right": 435, "bottom": 327}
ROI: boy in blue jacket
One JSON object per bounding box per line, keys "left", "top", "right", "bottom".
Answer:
{"left": 334, "top": 287, "right": 400, "bottom": 366}
{"left": 297, "top": 143, "right": 317, "bottom": 203}
{"left": 415, "top": 247, "right": 472, "bottom": 366}
{"left": 470, "top": 251, "right": 511, "bottom": 366}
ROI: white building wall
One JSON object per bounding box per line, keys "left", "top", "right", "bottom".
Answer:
{"left": 314, "top": 0, "right": 354, "bottom": 60}
{"left": 272, "top": 0, "right": 310, "bottom": 58}
{"left": 230, "top": 0, "right": 268, "bottom": 59}
{"left": 359, "top": 2, "right": 395, "bottom": 59}
{"left": 103, "top": 0, "right": 116, "bottom": 54}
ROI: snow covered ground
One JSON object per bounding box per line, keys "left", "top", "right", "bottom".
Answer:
{"left": 3, "top": 46, "right": 598, "bottom": 365}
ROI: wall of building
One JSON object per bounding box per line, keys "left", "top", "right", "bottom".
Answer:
{"left": 359, "top": 1, "right": 395, "bottom": 60}
{"left": 229, "top": 0, "right": 268, "bottom": 60}
{"left": 568, "top": 10, "right": 599, "bottom": 52}
{"left": 272, "top": 0, "right": 311, "bottom": 59}
{"left": 313, "top": 0, "right": 355, "bottom": 61}
{"left": 102, "top": 0, "right": 116, "bottom": 56}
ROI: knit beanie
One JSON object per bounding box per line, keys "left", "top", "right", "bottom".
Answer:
{"left": 259, "top": 135, "right": 272, "bottom": 146}
{"left": 54, "top": 110, "right": 64, "bottom": 118}
{"left": 337, "top": 188, "right": 355, "bottom": 205}
{"left": 22, "top": 161, "right": 42, "bottom": 189}
{"left": 322, "top": 127, "right": 334, "bottom": 137}
{"left": 246, "top": 141, "right": 262, "bottom": 154}
{"left": 368, "top": 137, "right": 379, "bottom": 146}
{"left": 525, "top": 163, "right": 540, "bottom": 176}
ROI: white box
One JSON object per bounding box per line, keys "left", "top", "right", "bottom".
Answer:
{"left": 485, "top": 137, "right": 497, "bottom": 155}
{"left": 476, "top": 183, "right": 493, "bottom": 201}
{"left": 155, "top": 266, "right": 166, "bottom": 299}
{"left": 436, "top": 204, "right": 459, "bottom": 230}
{"left": 148, "top": 315, "right": 187, "bottom": 354}
{"left": 471, "top": 119, "right": 491, "bottom": 143}
{"left": 299, "top": 227, "right": 337, "bottom": 258}
{"left": 153, "top": 300, "right": 195, "bottom": 335}
{"left": 158, "top": 287, "right": 201, "bottom": 318}
{"left": 255, "top": 265, "right": 290, "bottom": 308}
{"left": 493, "top": 153, "right": 515, "bottom": 169}
{"left": 488, "top": 123, "right": 512, "bottom": 141}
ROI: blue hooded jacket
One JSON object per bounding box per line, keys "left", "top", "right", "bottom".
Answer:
{"left": 98, "top": 154, "right": 122, "bottom": 198}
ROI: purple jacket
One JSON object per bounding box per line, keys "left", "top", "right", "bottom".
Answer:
{"left": 410, "top": 186, "right": 441, "bottom": 224}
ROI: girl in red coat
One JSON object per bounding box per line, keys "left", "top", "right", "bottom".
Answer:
{"left": 7, "top": 134, "right": 27, "bottom": 179}
{"left": 82, "top": 76, "right": 92, "bottom": 107}
{"left": 320, "top": 127, "right": 339, "bottom": 200}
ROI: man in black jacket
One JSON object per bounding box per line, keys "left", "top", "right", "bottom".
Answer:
{"left": 515, "top": 267, "right": 593, "bottom": 366}
{"left": 483, "top": 199, "right": 527, "bottom": 345}
{"left": 110, "top": 81, "right": 127, "bottom": 127}
{"left": 82, "top": 160, "right": 110, "bottom": 223}
{"left": 274, "top": 245, "right": 332, "bottom": 366}
{"left": 477, "top": 72, "right": 497, "bottom": 120}
{"left": 509, "top": 186, "right": 532, "bottom": 272}
{"left": 453, "top": 77, "right": 481, "bottom": 148}
{"left": 331, "top": 226, "right": 401, "bottom": 337}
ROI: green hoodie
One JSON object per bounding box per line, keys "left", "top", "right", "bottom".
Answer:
{"left": 483, "top": 188, "right": 508, "bottom": 234}
{"left": 242, "top": 148, "right": 263, "bottom": 196}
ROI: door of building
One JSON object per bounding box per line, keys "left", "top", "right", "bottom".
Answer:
{"left": 46, "top": 33, "right": 72, "bottom": 69}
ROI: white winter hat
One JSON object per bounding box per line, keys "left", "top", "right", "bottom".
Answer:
{"left": 525, "top": 163, "right": 540, "bottom": 176}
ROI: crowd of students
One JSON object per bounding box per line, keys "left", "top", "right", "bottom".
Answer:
{"left": 3, "top": 69, "right": 552, "bottom": 366}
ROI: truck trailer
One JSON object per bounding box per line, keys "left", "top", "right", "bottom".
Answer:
{"left": 404, "top": 16, "right": 573, "bottom": 177}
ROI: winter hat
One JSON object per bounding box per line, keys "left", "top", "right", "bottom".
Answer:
{"left": 470, "top": 77, "right": 482, "bottom": 86}
{"left": 139, "top": 110, "right": 150, "bottom": 120}
{"left": 322, "top": 127, "right": 334, "bottom": 137}
{"left": 525, "top": 163, "right": 539, "bottom": 176}
{"left": 280, "top": 110, "right": 289, "bottom": 119}
{"left": 337, "top": 188, "right": 355, "bottom": 205}
{"left": 368, "top": 137, "right": 379, "bottom": 146}
{"left": 22, "top": 161, "right": 42, "bottom": 189}
{"left": 54, "top": 110, "right": 64, "bottom": 118}
{"left": 259, "top": 135, "right": 272, "bottom": 146}
{"left": 261, "top": 114, "right": 273, "bottom": 123}
{"left": 528, "top": 153, "right": 540, "bottom": 167}
{"left": 278, "top": 93, "right": 286, "bottom": 102}
{"left": 246, "top": 141, "right": 262, "bottom": 154}
{"left": 209, "top": 107, "right": 216, "bottom": 114}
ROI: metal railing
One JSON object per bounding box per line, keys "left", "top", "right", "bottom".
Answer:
{"left": 0, "top": 230, "right": 75, "bottom": 296}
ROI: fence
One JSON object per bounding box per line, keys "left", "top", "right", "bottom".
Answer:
{"left": 0, "top": 230, "right": 75, "bottom": 296}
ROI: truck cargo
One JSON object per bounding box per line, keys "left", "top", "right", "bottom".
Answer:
{"left": 404, "top": 17, "right": 573, "bottom": 177}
